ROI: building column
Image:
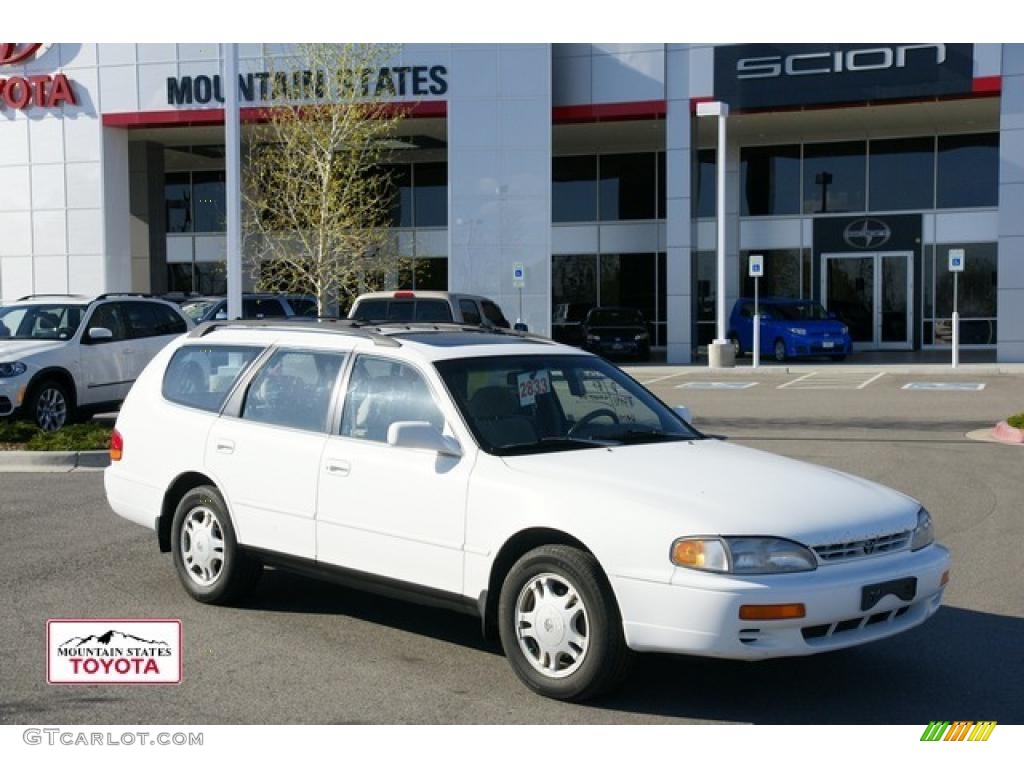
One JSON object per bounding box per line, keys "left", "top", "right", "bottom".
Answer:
{"left": 998, "top": 44, "right": 1024, "bottom": 362}
{"left": 665, "top": 45, "right": 693, "bottom": 363}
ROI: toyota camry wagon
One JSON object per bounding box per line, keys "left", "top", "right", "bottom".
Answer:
{"left": 105, "top": 320, "right": 950, "bottom": 701}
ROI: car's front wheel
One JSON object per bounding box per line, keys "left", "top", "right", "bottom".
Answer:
{"left": 28, "top": 378, "right": 75, "bottom": 432}
{"left": 497, "top": 545, "right": 631, "bottom": 701}
{"left": 774, "top": 339, "right": 787, "bottom": 362}
{"left": 170, "top": 485, "right": 261, "bottom": 605}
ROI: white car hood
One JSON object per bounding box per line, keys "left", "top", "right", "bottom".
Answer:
{"left": 0, "top": 339, "right": 66, "bottom": 363}
{"left": 501, "top": 438, "right": 920, "bottom": 546}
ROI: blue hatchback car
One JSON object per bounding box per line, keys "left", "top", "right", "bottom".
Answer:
{"left": 728, "top": 298, "right": 852, "bottom": 361}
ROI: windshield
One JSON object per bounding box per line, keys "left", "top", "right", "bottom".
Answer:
{"left": 587, "top": 309, "right": 643, "bottom": 326}
{"left": 181, "top": 300, "right": 219, "bottom": 323}
{"left": 0, "top": 304, "right": 85, "bottom": 341}
{"left": 435, "top": 354, "right": 701, "bottom": 456}
{"left": 771, "top": 302, "right": 830, "bottom": 321}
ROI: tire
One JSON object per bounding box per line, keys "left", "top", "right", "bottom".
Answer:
{"left": 830, "top": 354, "right": 847, "bottom": 362}
{"left": 497, "top": 544, "right": 632, "bottom": 702}
{"left": 27, "top": 378, "right": 75, "bottom": 432}
{"left": 773, "top": 339, "right": 787, "bottom": 362}
{"left": 170, "top": 485, "right": 261, "bottom": 605}
{"left": 728, "top": 334, "right": 743, "bottom": 358}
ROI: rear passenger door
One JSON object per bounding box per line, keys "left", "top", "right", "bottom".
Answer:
{"left": 205, "top": 347, "right": 346, "bottom": 559}
{"left": 122, "top": 302, "right": 189, "bottom": 378}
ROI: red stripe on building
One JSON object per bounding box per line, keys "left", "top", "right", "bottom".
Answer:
{"left": 972, "top": 75, "right": 1002, "bottom": 95}
{"left": 102, "top": 100, "right": 448, "bottom": 128}
{"left": 552, "top": 100, "right": 666, "bottom": 124}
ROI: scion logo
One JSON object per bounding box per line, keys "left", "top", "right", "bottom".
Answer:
{"left": 47, "top": 619, "right": 182, "bottom": 685}
{"left": 0, "top": 43, "right": 48, "bottom": 67}
{"left": 843, "top": 218, "right": 892, "bottom": 249}
{"left": 736, "top": 44, "right": 946, "bottom": 80}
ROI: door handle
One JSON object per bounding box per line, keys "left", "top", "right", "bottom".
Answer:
{"left": 215, "top": 439, "right": 235, "bottom": 455}
{"left": 324, "top": 459, "right": 350, "bottom": 477}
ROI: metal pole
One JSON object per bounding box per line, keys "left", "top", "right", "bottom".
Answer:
{"left": 952, "top": 271, "right": 959, "bottom": 369}
{"left": 715, "top": 111, "right": 727, "bottom": 347}
{"left": 224, "top": 43, "right": 243, "bottom": 321}
{"left": 753, "top": 276, "right": 760, "bottom": 369}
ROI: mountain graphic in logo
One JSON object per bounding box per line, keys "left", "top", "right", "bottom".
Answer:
{"left": 59, "top": 630, "right": 170, "bottom": 649}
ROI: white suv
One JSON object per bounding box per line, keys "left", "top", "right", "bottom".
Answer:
{"left": 106, "top": 320, "right": 949, "bottom": 701}
{"left": 0, "top": 293, "right": 191, "bottom": 430}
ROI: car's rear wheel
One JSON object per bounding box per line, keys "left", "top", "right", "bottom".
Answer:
{"left": 728, "top": 334, "right": 742, "bottom": 358}
{"left": 498, "top": 544, "right": 631, "bottom": 701}
{"left": 830, "top": 354, "right": 847, "bottom": 362}
{"left": 774, "top": 339, "right": 787, "bottom": 362}
{"left": 28, "top": 378, "right": 74, "bottom": 432}
{"left": 171, "top": 485, "right": 261, "bottom": 604}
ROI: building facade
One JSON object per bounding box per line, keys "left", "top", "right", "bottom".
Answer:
{"left": 1, "top": 43, "right": 1021, "bottom": 361}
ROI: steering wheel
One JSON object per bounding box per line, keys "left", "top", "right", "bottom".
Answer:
{"left": 568, "top": 407, "right": 620, "bottom": 437}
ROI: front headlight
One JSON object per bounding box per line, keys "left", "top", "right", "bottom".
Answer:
{"left": 787, "top": 327, "right": 808, "bottom": 336}
{"left": 910, "top": 507, "right": 934, "bottom": 551}
{"left": 634, "top": 332, "right": 649, "bottom": 342}
{"left": 586, "top": 334, "right": 600, "bottom": 343}
{"left": 671, "top": 536, "right": 817, "bottom": 574}
{"left": 840, "top": 325, "right": 849, "bottom": 335}
{"left": 0, "top": 361, "right": 27, "bottom": 378}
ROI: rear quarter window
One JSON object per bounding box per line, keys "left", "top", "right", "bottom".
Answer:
{"left": 162, "top": 345, "right": 264, "bottom": 412}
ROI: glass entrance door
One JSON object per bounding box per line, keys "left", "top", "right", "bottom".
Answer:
{"left": 823, "top": 252, "right": 912, "bottom": 350}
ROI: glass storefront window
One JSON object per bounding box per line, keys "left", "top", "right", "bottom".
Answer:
{"left": 693, "top": 250, "right": 717, "bottom": 348}
{"left": 937, "top": 133, "right": 999, "bottom": 209}
{"left": 398, "top": 257, "right": 448, "bottom": 290}
{"left": 599, "top": 153, "right": 656, "bottom": 221}
{"left": 924, "top": 242, "right": 998, "bottom": 345}
{"left": 802, "top": 141, "right": 866, "bottom": 214}
{"left": 192, "top": 171, "right": 227, "bottom": 232}
{"left": 869, "top": 137, "right": 935, "bottom": 212}
{"left": 553, "top": 156, "right": 598, "bottom": 223}
{"left": 657, "top": 152, "right": 666, "bottom": 220}
{"left": 740, "top": 145, "right": 800, "bottom": 216}
{"left": 739, "top": 249, "right": 805, "bottom": 300}
{"left": 413, "top": 162, "right": 447, "bottom": 227}
{"left": 383, "top": 164, "right": 413, "bottom": 228}
{"left": 600, "top": 253, "right": 656, "bottom": 323}
{"left": 165, "top": 172, "right": 192, "bottom": 233}
{"left": 694, "top": 150, "right": 716, "bottom": 219}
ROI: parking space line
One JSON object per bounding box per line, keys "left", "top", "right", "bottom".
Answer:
{"left": 902, "top": 382, "right": 987, "bottom": 391}
{"left": 857, "top": 372, "right": 887, "bottom": 389}
{"left": 676, "top": 381, "right": 758, "bottom": 390}
{"left": 637, "top": 370, "right": 693, "bottom": 385}
{"left": 777, "top": 372, "right": 818, "bottom": 389}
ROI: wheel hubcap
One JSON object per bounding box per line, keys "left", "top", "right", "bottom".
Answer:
{"left": 36, "top": 387, "right": 67, "bottom": 432}
{"left": 181, "top": 506, "right": 225, "bottom": 587}
{"left": 775, "top": 342, "right": 785, "bottom": 361}
{"left": 515, "top": 573, "right": 589, "bottom": 679}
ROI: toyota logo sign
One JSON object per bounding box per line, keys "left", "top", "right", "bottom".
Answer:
{"left": 0, "top": 44, "right": 47, "bottom": 67}
{"left": 843, "top": 218, "right": 892, "bottom": 249}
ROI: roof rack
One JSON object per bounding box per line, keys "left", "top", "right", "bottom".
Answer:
{"left": 365, "top": 321, "right": 556, "bottom": 344}
{"left": 16, "top": 293, "right": 90, "bottom": 301}
{"left": 95, "top": 292, "right": 156, "bottom": 300}
{"left": 188, "top": 318, "right": 402, "bottom": 347}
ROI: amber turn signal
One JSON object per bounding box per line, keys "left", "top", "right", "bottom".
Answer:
{"left": 940, "top": 570, "right": 950, "bottom": 587}
{"left": 738, "top": 603, "right": 806, "bottom": 621}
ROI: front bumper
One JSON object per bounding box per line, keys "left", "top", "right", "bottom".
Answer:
{"left": 584, "top": 340, "right": 650, "bottom": 359}
{"left": 613, "top": 543, "right": 950, "bottom": 659}
{"left": 786, "top": 335, "right": 852, "bottom": 357}
{"left": 0, "top": 376, "right": 28, "bottom": 417}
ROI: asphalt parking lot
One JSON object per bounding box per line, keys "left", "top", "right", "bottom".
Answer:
{"left": 1, "top": 367, "right": 1022, "bottom": 725}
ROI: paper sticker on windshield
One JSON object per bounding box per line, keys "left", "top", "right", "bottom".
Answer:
{"left": 517, "top": 370, "right": 551, "bottom": 406}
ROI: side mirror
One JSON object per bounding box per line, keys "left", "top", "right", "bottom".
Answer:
{"left": 513, "top": 322, "right": 529, "bottom": 333}
{"left": 387, "top": 421, "right": 463, "bottom": 458}
{"left": 673, "top": 405, "right": 692, "bottom": 423}
{"left": 214, "top": 310, "right": 228, "bottom": 320}
{"left": 88, "top": 327, "right": 114, "bottom": 342}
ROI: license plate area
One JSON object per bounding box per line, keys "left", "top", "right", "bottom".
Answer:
{"left": 822, "top": 341, "right": 835, "bottom": 348}
{"left": 861, "top": 577, "right": 917, "bottom": 611}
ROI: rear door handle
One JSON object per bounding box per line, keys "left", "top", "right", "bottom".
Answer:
{"left": 215, "top": 439, "right": 235, "bottom": 455}
{"left": 325, "top": 459, "right": 350, "bottom": 476}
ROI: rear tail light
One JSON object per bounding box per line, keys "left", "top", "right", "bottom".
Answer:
{"left": 393, "top": 291, "right": 415, "bottom": 298}
{"left": 110, "top": 429, "right": 123, "bottom": 462}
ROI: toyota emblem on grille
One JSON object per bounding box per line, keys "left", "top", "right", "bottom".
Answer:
{"left": 843, "top": 218, "right": 892, "bottom": 249}
{"left": 862, "top": 539, "right": 877, "bottom": 555}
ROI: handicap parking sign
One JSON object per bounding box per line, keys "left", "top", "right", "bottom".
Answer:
{"left": 948, "top": 249, "right": 965, "bottom": 272}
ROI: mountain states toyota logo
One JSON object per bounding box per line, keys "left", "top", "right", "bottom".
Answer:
{"left": 0, "top": 43, "right": 76, "bottom": 110}
{"left": 47, "top": 619, "right": 182, "bottom": 685}
{"left": 843, "top": 218, "right": 892, "bottom": 249}
{"left": 0, "top": 43, "right": 49, "bottom": 66}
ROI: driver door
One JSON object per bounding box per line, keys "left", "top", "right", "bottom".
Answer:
{"left": 78, "top": 302, "right": 136, "bottom": 405}
{"left": 315, "top": 355, "right": 472, "bottom": 594}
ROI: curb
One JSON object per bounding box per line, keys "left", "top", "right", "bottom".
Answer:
{"left": 0, "top": 450, "right": 110, "bottom": 472}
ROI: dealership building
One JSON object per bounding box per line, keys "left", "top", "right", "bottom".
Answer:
{"left": 1, "top": 43, "right": 1022, "bottom": 362}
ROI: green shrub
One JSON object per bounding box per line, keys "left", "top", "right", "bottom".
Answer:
{"left": 0, "top": 421, "right": 40, "bottom": 444}
{"left": 1008, "top": 413, "right": 1024, "bottom": 430}
{"left": 23, "top": 423, "right": 112, "bottom": 452}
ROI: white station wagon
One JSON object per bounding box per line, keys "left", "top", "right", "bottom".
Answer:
{"left": 106, "top": 320, "right": 950, "bottom": 701}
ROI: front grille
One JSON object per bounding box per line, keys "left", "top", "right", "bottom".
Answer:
{"left": 813, "top": 530, "right": 911, "bottom": 563}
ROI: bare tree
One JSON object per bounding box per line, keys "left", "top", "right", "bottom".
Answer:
{"left": 243, "top": 43, "right": 407, "bottom": 315}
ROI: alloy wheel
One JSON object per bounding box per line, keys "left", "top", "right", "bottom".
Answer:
{"left": 36, "top": 387, "right": 68, "bottom": 432}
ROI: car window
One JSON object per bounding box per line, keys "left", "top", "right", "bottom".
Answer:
{"left": 287, "top": 298, "right": 319, "bottom": 318}
{"left": 241, "top": 349, "right": 345, "bottom": 432}
{"left": 123, "top": 302, "right": 162, "bottom": 339}
{"left": 0, "top": 304, "right": 85, "bottom": 340}
{"left": 163, "top": 345, "right": 265, "bottom": 412}
{"left": 351, "top": 300, "right": 388, "bottom": 322}
{"left": 182, "top": 300, "right": 218, "bottom": 323}
{"left": 340, "top": 356, "right": 445, "bottom": 443}
{"left": 386, "top": 301, "right": 414, "bottom": 322}
{"left": 481, "top": 300, "right": 510, "bottom": 328}
{"left": 151, "top": 303, "right": 188, "bottom": 335}
{"left": 414, "top": 300, "right": 453, "bottom": 323}
{"left": 740, "top": 304, "right": 753, "bottom": 318}
{"left": 85, "top": 303, "right": 128, "bottom": 342}
{"left": 243, "top": 298, "right": 287, "bottom": 319}
{"left": 459, "top": 299, "right": 482, "bottom": 325}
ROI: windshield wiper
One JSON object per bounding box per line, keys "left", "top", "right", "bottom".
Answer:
{"left": 605, "top": 428, "right": 695, "bottom": 445}
{"left": 497, "top": 436, "right": 619, "bottom": 456}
